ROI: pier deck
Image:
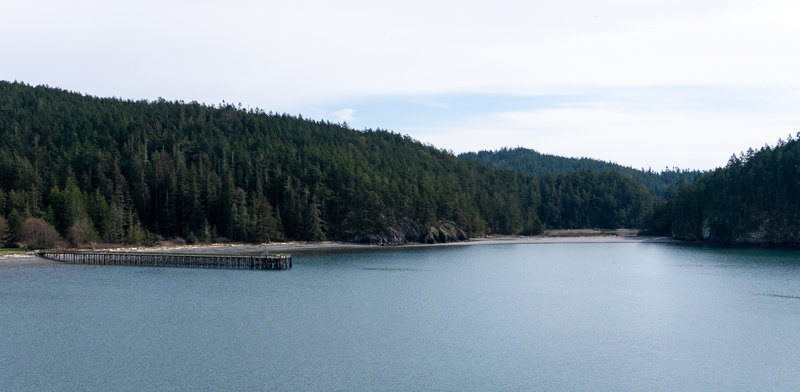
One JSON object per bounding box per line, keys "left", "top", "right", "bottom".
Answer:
{"left": 36, "top": 250, "right": 292, "bottom": 270}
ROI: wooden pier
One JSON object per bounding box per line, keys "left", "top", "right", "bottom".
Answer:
{"left": 36, "top": 250, "right": 292, "bottom": 270}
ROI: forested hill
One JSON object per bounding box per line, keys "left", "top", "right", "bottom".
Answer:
{"left": 647, "top": 136, "right": 800, "bottom": 245}
{"left": 460, "top": 147, "right": 698, "bottom": 196}
{"left": 0, "top": 81, "right": 657, "bottom": 247}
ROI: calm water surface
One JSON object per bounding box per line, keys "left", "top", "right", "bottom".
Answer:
{"left": 2, "top": 243, "right": 799, "bottom": 391}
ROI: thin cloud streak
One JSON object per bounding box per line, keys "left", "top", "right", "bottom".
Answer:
{"left": 411, "top": 103, "right": 798, "bottom": 170}
{"left": 333, "top": 108, "right": 356, "bottom": 123}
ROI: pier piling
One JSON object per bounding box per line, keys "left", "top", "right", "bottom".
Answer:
{"left": 36, "top": 250, "right": 292, "bottom": 270}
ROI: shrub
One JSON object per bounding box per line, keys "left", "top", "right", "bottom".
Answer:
{"left": 0, "top": 216, "right": 7, "bottom": 246}
{"left": 68, "top": 226, "right": 88, "bottom": 247}
{"left": 18, "top": 218, "right": 60, "bottom": 249}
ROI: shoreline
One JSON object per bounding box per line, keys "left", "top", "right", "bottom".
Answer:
{"left": 1, "top": 234, "right": 677, "bottom": 267}
{"left": 0, "top": 253, "right": 51, "bottom": 267}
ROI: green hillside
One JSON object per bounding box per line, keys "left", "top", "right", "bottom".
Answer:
{"left": 460, "top": 147, "right": 698, "bottom": 196}
{"left": 0, "top": 81, "right": 657, "bottom": 247}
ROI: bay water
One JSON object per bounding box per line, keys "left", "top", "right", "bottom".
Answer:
{"left": 2, "top": 242, "right": 799, "bottom": 391}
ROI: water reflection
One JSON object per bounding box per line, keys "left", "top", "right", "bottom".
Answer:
{"left": 2, "top": 242, "right": 800, "bottom": 391}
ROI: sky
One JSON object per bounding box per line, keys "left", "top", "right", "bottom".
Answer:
{"left": 2, "top": 0, "right": 800, "bottom": 171}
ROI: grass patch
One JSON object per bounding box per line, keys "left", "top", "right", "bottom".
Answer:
{"left": 0, "top": 248, "right": 29, "bottom": 254}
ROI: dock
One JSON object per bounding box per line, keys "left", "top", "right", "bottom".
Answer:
{"left": 36, "top": 250, "right": 292, "bottom": 270}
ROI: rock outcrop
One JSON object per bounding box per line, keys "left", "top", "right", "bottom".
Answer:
{"left": 352, "top": 219, "right": 468, "bottom": 246}
{"left": 422, "top": 221, "right": 468, "bottom": 244}
{"left": 671, "top": 219, "right": 800, "bottom": 247}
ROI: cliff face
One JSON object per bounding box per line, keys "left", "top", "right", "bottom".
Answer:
{"left": 670, "top": 219, "right": 800, "bottom": 247}
{"left": 353, "top": 220, "right": 468, "bottom": 246}
{"left": 422, "top": 221, "right": 468, "bottom": 244}
{"left": 732, "top": 222, "right": 800, "bottom": 246}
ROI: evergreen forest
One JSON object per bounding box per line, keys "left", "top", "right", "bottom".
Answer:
{"left": 0, "top": 81, "right": 661, "bottom": 248}
{"left": 647, "top": 136, "right": 800, "bottom": 245}
{"left": 460, "top": 147, "right": 698, "bottom": 196}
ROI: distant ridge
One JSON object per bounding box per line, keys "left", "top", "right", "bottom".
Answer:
{"left": 459, "top": 147, "right": 699, "bottom": 196}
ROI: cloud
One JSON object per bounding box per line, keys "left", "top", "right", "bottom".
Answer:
{"left": 2, "top": 0, "right": 798, "bottom": 169}
{"left": 6, "top": 0, "right": 798, "bottom": 105}
{"left": 407, "top": 98, "right": 799, "bottom": 171}
{"left": 333, "top": 108, "right": 356, "bottom": 123}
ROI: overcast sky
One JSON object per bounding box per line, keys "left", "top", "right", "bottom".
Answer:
{"left": 3, "top": 0, "right": 799, "bottom": 170}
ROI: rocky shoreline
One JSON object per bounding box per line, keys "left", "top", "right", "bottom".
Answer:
{"left": 352, "top": 220, "right": 468, "bottom": 246}
{"left": 1, "top": 233, "right": 679, "bottom": 267}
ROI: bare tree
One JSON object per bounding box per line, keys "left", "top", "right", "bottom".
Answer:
{"left": 18, "top": 218, "right": 60, "bottom": 249}
{"left": 68, "top": 226, "right": 87, "bottom": 248}
{"left": 0, "top": 216, "right": 7, "bottom": 247}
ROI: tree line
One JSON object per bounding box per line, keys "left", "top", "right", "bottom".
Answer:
{"left": 646, "top": 135, "right": 800, "bottom": 245}
{"left": 460, "top": 147, "right": 698, "bottom": 196}
{"left": 0, "top": 81, "right": 658, "bottom": 248}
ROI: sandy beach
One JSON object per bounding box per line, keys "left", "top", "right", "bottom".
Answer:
{"left": 1, "top": 231, "right": 677, "bottom": 268}
{"left": 0, "top": 253, "right": 51, "bottom": 267}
